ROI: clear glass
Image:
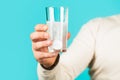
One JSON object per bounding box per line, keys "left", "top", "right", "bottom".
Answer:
{"left": 46, "top": 6, "right": 68, "bottom": 52}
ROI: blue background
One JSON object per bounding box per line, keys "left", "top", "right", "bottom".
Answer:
{"left": 0, "top": 0, "right": 120, "bottom": 80}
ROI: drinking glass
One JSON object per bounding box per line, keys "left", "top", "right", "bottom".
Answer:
{"left": 46, "top": 6, "right": 68, "bottom": 52}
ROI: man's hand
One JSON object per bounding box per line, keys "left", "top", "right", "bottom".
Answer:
{"left": 30, "top": 24, "right": 70, "bottom": 68}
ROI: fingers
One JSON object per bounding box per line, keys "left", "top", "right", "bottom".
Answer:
{"left": 31, "top": 24, "right": 49, "bottom": 42}
{"left": 35, "top": 24, "right": 48, "bottom": 32}
{"left": 30, "top": 32, "right": 49, "bottom": 42}
{"left": 38, "top": 47, "right": 48, "bottom": 52}
{"left": 32, "top": 40, "right": 52, "bottom": 50}
{"left": 34, "top": 51, "right": 58, "bottom": 65}
{"left": 31, "top": 24, "right": 60, "bottom": 67}
{"left": 34, "top": 51, "right": 58, "bottom": 61}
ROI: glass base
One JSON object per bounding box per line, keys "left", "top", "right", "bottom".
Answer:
{"left": 48, "top": 47, "right": 67, "bottom": 53}
{"left": 54, "top": 49, "right": 67, "bottom": 53}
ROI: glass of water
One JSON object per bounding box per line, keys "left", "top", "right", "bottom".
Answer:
{"left": 46, "top": 6, "right": 68, "bottom": 52}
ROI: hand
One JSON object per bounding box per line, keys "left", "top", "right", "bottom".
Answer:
{"left": 30, "top": 24, "right": 70, "bottom": 68}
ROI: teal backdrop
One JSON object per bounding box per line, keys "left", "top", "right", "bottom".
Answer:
{"left": 0, "top": 0, "right": 120, "bottom": 80}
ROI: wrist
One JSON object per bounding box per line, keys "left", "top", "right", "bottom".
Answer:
{"left": 41, "top": 54, "right": 60, "bottom": 70}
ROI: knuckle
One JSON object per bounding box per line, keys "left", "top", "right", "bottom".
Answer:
{"left": 33, "top": 43, "right": 41, "bottom": 50}
{"left": 36, "top": 56, "right": 41, "bottom": 61}
{"left": 32, "top": 43, "right": 37, "bottom": 49}
{"left": 30, "top": 32, "right": 34, "bottom": 39}
{"left": 33, "top": 53, "right": 39, "bottom": 60}
{"left": 30, "top": 32, "right": 36, "bottom": 40}
{"left": 35, "top": 24, "right": 45, "bottom": 31}
{"left": 34, "top": 55, "right": 38, "bottom": 60}
{"left": 30, "top": 32, "right": 49, "bottom": 40}
{"left": 34, "top": 52, "right": 43, "bottom": 60}
{"left": 32, "top": 44, "right": 36, "bottom": 50}
{"left": 35, "top": 24, "right": 42, "bottom": 30}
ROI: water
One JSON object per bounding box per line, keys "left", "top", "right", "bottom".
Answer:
{"left": 47, "top": 21, "right": 68, "bottom": 52}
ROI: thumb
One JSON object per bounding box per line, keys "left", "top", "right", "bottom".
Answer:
{"left": 67, "top": 32, "right": 71, "bottom": 40}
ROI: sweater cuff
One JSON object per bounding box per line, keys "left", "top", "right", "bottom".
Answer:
{"left": 37, "top": 54, "right": 60, "bottom": 77}
{"left": 41, "top": 54, "right": 60, "bottom": 70}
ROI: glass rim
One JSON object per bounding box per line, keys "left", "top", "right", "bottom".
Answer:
{"left": 45, "top": 6, "right": 68, "bottom": 8}
{"left": 45, "top": 6, "right": 68, "bottom": 22}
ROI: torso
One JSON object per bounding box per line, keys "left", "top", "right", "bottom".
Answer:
{"left": 90, "top": 15, "right": 120, "bottom": 80}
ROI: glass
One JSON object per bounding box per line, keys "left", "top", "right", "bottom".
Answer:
{"left": 46, "top": 6, "right": 68, "bottom": 52}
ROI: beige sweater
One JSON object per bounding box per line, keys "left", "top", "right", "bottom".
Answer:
{"left": 37, "top": 14, "right": 120, "bottom": 80}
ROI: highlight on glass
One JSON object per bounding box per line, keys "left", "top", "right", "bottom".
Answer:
{"left": 46, "top": 6, "right": 68, "bottom": 52}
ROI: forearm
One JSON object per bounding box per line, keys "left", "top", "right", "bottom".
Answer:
{"left": 37, "top": 18, "right": 101, "bottom": 80}
{"left": 37, "top": 61, "right": 75, "bottom": 80}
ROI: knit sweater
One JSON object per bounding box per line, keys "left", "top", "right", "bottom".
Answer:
{"left": 37, "top": 14, "right": 120, "bottom": 80}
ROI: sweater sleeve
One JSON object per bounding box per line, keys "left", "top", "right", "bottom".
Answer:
{"left": 37, "top": 18, "right": 102, "bottom": 80}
